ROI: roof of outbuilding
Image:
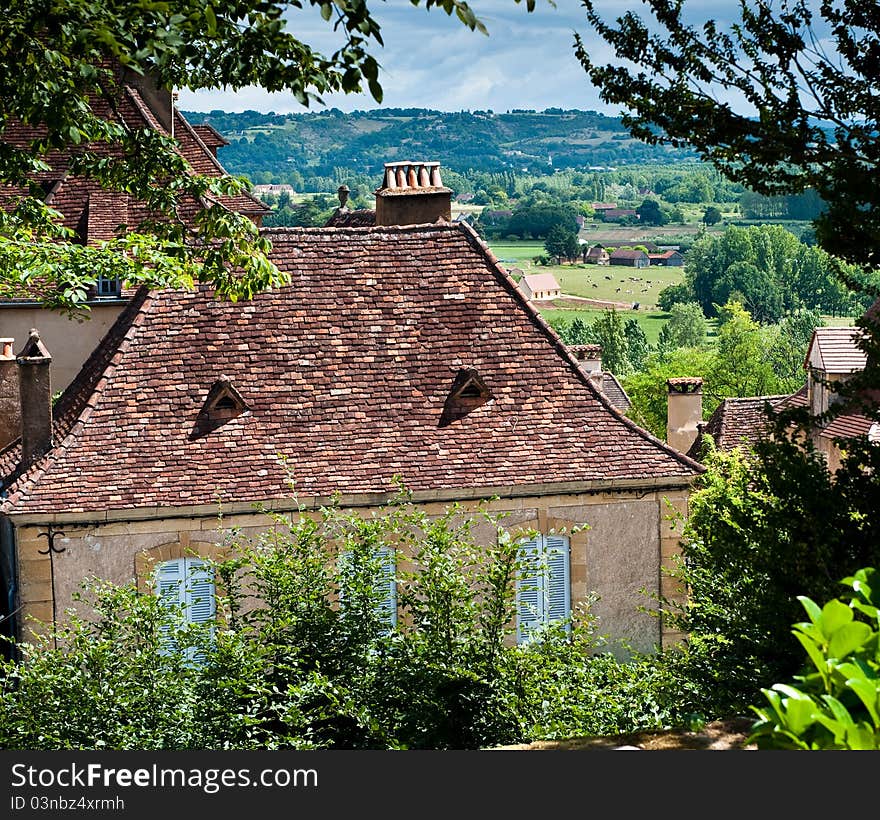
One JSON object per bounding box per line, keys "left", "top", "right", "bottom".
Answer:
{"left": 1, "top": 222, "right": 701, "bottom": 516}
{"left": 521, "top": 272, "right": 561, "bottom": 293}
{"left": 323, "top": 208, "right": 377, "bottom": 228}
{"left": 687, "top": 395, "right": 790, "bottom": 460}
{"left": 805, "top": 326, "right": 868, "bottom": 373}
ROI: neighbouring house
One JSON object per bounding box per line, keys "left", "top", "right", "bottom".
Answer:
{"left": 0, "top": 174, "right": 703, "bottom": 658}
{"left": 591, "top": 202, "right": 617, "bottom": 213}
{"left": 599, "top": 209, "right": 639, "bottom": 222}
{"left": 609, "top": 249, "right": 650, "bottom": 268}
{"left": 520, "top": 272, "right": 561, "bottom": 301}
{"left": 0, "top": 65, "right": 270, "bottom": 392}
{"left": 568, "top": 344, "right": 632, "bottom": 414}
{"left": 583, "top": 244, "right": 610, "bottom": 265}
{"left": 648, "top": 250, "right": 684, "bottom": 267}
{"left": 672, "top": 318, "right": 879, "bottom": 472}
{"left": 252, "top": 183, "right": 295, "bottom": 198}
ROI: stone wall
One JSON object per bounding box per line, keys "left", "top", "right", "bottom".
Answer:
{"left": 12, "top": 487, "right": 689, "bottom": 654}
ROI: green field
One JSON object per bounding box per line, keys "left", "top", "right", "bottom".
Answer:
{"left": 489, "top": 239, "right": 687, "bottom": 307}
{"left": 538, "top": 307, "right": 671, "bottom": 346}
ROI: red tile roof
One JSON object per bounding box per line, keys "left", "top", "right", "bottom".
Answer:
{"left": 1, "top": 223, "right": 700, "bottom": 516}
{"left": 0, "top": 80, "right": 269, "bottom": 251}
{"left": 687, "top": 395, "right": 790, "bottom": 459}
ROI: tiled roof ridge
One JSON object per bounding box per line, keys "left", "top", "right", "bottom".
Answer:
{"left": 453, "top": 220, "right": 706, "bottom": 474}
{"left": 0, "top": 287, "right": 154, "bottom": 512}
{"left": 172, "top": 110, "right": 268, "bottom": 215}
{"left": 122, "top": 86, "right": 165, "bottom": 134}
{"left": 124, "top": 87, "right": 269, "bottom": 216}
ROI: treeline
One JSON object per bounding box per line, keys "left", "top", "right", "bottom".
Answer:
{"left": 659, "top": 224, "right": 868, "bottom": 321}
{"left": 182, "top": 107, "right": 696, "bottom": 182}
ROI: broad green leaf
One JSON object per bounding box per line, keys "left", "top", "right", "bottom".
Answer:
{"left": 827, "top": 621, "right": 873, "bottom": 660}
{"left": 817, "top": 599, "right": 853, "bottom": 638}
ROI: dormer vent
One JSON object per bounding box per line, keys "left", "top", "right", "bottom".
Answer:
{"left": 190, "top": 376, "right": 248, "bottom": 439}
{"left": 439, "top": 369, "right": 492, "bottom": 427}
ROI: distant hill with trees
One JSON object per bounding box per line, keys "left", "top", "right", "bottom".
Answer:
{"left": 182, "top": 107, "right": 697, "bottom": 185}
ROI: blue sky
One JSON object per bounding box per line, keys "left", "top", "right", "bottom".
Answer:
{"left": 177, "top": 0, "right": 736, "bottom": 116}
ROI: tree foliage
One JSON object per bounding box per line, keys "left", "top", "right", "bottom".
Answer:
{"left": 0, "top": 0, "right": 535, "bottom": 313}
{"left": 575, "top": 0, "right": 880, "bottom": 272}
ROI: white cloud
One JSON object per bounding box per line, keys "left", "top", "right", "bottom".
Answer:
{"left": 175, "top": 0, "right": 741, "bottom": 115}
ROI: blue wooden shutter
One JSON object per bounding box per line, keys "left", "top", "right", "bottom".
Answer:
{"left": 545, "top": 535, "right": 571, "bottom": 634}
{"left": 155, "top": 558, "right": 184, "bottom": 652}
{"left": 376, "top": 547, "right": 397, "bottom": 629}
{"left": 516, "top": 536, "right": 542, "bottom": 644}
{"left": 185, "top": 559, "right": 215, "bottom": 626}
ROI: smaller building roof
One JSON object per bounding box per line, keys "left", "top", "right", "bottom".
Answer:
{"left": 609, "top": 249, "right": 648, "bottom": 260}
{"left": 687, "top": 394, "right": 790, "bottom": 460}
{"left": 522, "top": 272, "right": 561, "bottom": 293}
{"left": 324, "top": 208, "right": 377, "bottom": 228}
{"left": 805, "top": 326, "right": 868, "bottom": 373}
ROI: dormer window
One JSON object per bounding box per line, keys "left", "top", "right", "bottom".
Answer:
{"left": 95, "top": 274, "right": 121, "bottom": 298}
{"left": 439, "top": 368, "right": 492, "bottom": 427}
{"left": 190, "top": 376, "right": 248, "bottom": 439}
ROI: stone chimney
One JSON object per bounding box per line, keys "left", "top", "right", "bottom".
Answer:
{"left": 570, "top": 344, "right": 604, "bottom": 389}
{"left": 374, "top": 161, "right": 452, "bottom": 226}
{"left": 17, "top": 330, "right": 53, "bottom": 468}
{"left": 121, "top": 66, "right": 174, "bottom": 133}
{"left": 0, "top": 338, "right": 19, "bottom": 450}
{"left": 666, "top": 377, "right": 703, "bottom": 453}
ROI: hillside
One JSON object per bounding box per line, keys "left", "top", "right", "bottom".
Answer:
{"left": 182, "top": 107, "right": 696, "bottom": 182}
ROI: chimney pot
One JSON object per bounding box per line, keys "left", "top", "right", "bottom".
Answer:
{"left": 375, "top": 160, "right": 453, "bottom": 226}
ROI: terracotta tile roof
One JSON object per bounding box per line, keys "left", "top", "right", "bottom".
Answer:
{"left": 324, "top": 208, "right": 377, "bottom": 228}
{"left": 687, "top": 395, "right": 789, "bottom": 459}
{"left": 0, "top": 287, "right": 152, "bottom": 488}
{"left": 1, "top": 223, "right": 700, "bottom": 516}
{"left": 819, "top": 413, "right": 876, "bottom": 440}
{"left": 805, "top": 326, "right": 868, "bottom": 373}
{"left": 775, "top": 383, "right": 808, "bottom": 412}
{"left": 0, "top": 81, "right": 269, "bottom": 252}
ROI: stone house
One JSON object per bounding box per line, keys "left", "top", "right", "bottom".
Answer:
{"left": 583, "top": 245, "right": 610, "bottom": 265}
{"left": 0, "top": 88, "right": 703, "bottom": 659}
{"left": 0, "top": 67, "right": 270, "bottom": 392}
{"left": 0, "top": 214, "right": 701, "bottom": 659}
{"left": 520, "top": 272, "right": 561, "bottom": 301}
{"left": 670, "top": 319, "right": 879, "bottom": 471}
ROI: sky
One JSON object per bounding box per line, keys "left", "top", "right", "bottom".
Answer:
{"left": 176, "top": 0, "right": 735, "bottom": 116}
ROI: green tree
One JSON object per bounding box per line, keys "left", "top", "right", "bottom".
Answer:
{"left": 575, "top": 0, "right": 880, "bottom": 271}
{"left": 636, "top": 197, "right": 667, "bottom": 226}
{"left": 624, "top": 319, "right": 650, "bottom": 371}
{"left": 657, "top": 281, "right": 694, "bottom": 312}
{"left": 702, "top": 206, "right": 722, "bottom": 226}
{"left": 656, "top": 301, "right": 707, "bottom": 352}
{"left": 543, "top": 224, "right": 580, "bottom": 263}
{"left": 0, "top": 0, "right": 533, "bottom": 313}
{"left": 590, "top": 309, "right": 632, "bottom": 376}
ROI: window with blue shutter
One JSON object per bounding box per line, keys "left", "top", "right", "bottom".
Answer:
{"left": 339, "top": 547, "right": 398, "bottom": 631}
{"left": 516, "top": 534, "right": 571, "bottom": 644}
{"left": 155, "top": 557, "right": 215, "bottom": 656}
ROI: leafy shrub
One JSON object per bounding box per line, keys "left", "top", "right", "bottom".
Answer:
{"left": 749, "top": 567, "right": 880, "bottom": 749}
{"left": 0, "top": 494, "right": 707, "bottom": 749}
